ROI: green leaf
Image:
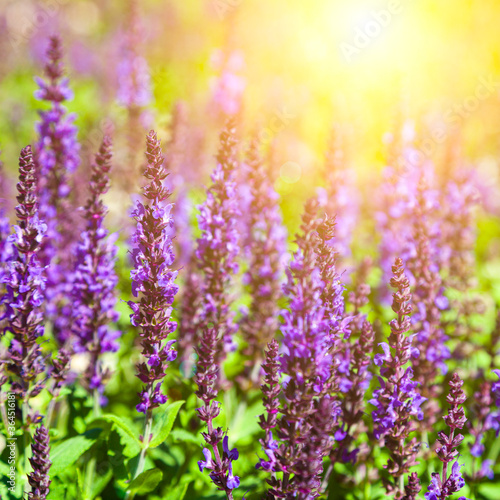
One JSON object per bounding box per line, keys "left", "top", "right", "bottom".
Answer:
{"left": 90, "top": 468, "right": 113, "bottom": 498}
{"left": 149, "top": 400, "right": 185, "bottom": 448}
{"left": 92, "top": 414, "right": 142, "bottom": 457}
{"left": 51, "top": 429, "right": 101, "bottom": 476}
{"left": 479, "top": 483, "right": 500, "bottom": 500}
{"left": 170, "top": 428, "right": 201, "bottom": 446}
{"left": 164, "top": 482, "right": 189, "bottom": 500}
{"left": 128, "top": 468, "right": 163, "bottom": 495}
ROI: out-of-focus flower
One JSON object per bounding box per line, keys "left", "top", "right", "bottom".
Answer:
{"left": 34, "top": 35, "right": 80, "bottom": 345}
{"left": 209, "top": 49, "right": 246, "bottom": 117}
{"left": 317, "top": 125, "right": 358, "bottom": 260}
{"left": 195, "top": 120, "right": 240, "bottom": 365}
{"left": 71, "top": 137, "right": 120, "bottom": 402}
{"left": 239, "top": 137, "right": 287, "bottom": 371}
{"left": 410, "top": 179, "right": 450, "bottom": 428}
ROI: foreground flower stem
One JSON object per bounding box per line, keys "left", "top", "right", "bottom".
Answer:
{"left": 126, "top": 130, "right": 179, "bottom": 497}
{"left": 83, "top": 389, "right": 101, "bottom": 500}
{"left": 126, "top": 403, "right": 154, "bottom": 500}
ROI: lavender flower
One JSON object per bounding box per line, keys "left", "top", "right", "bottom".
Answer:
{"left": 1, "top": 146, "right": 46, "bottom": 410}
{"left": 115, "top": 0, "right": 152, "bottom": 191}
{"left": 256, "top": 339, "right": 281, "bottom": 473}
{"left": 402, "top": 472, "right": 422, "bottom": 500}
{"left": 71, "top": 137, "right": 120, "bottom": 401}
{"left": 195, "top": 327, "right": 240, "bottom": 497}
{"left": 268, "top": 201, "right": 334, "bottom": 498}
{"left": 209, "top": 49, "right": 246, "bottom": 117}
{"left": 239, "top": 137, "right": 287, "bottom": 373}
{"left": 330, "top": 319, "right": 374, "bottom": 466}
{"left": 34, "top": 35, "right": 80, "bottom": 344}
{"left": 129, "top": 130, "right": 178, "bottom": 416}
{"left": 370, "top": 258, "right": 424, "bottom": 497}
{"left": 491, "top": 370, "right": 500, "bottom": 437}
{"left": 28, "top": 423, "right": 51, "bottom": 500}
{"left": 315, "top": 215, "right": 349, "bottom": 343}
{"left": 195, "top": 120, "right": 240, "bottom": 365}
{"left": 194, "top": 121, "right": 241, "bottom": 497}
{"left": 425, "top": 373, "right": 469, "bottom": 500}
{"left": 410, "top": 179, "right": 450, "bottom": 426}
{"left": 469, "top": 380, "right": 493, "bottom": 460}
{"left": 317, "top": 126, "right": 358, "bottom": 260}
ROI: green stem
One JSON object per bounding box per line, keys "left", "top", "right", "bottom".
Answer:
{"left": 399, "top": 474, "right": 404, "bottom": 495}
{"left": 84, "top": 389, "right": 101, "bottom": 500}
{"left": 0, "top": 387, "right": 9, "bottom": 431}
{"left": 22, "top": 398, "right": 31, "bottom": 496}
{"left": 125, "top": 404, "right": 154, "bottom": 500}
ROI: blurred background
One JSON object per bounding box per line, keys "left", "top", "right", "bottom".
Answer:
{"left": 1, "top": 0, "right": 500, "bottom": 187}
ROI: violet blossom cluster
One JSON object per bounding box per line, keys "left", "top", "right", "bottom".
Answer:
{"left": 425, "top": 373, "right": 469, "bottom": 500}
{"left": 129, "top": 130, "right": 178, "bottom": 415}
{"left": 28, "top": 423, "right": 51, "bottom": 500}
{"left": 409, "top": 179, "right": 450, "bottom": 426}
{"left": 34, "top": 35, "right": 80, "bottom": 344}
{"left": 239, "top": 137, "right": 287, "bottom": 371}
{"left": 465, "top": 378, "right": 497, "bottom": 481}
{"left": 317, "top": 126, "right": 359, "bottom": 260}
{"left": 1, "top": 146, "right": 47, "bottom": 410}
{"left": 266, "top": 200, "right": 335, "bottom": 498}
{"left": 71, "top": 136, "right": 120, "bottom": 401}
{"left": 195, "top": 326, "right": 240, "bottom": 497}
{"left": 370, "top": 258, "right": 425, "bottom": 497}
{"left": 209, "top": 49, "right": 246, "bottom": 118}
{"left": 195, "top": 120, "right": 240, "bottom": 362}
{"left": 256, "top": 339, "right": 281, "bottom": 474}
{"left": 194, "top": 121, "right": 241, "bottom": 496}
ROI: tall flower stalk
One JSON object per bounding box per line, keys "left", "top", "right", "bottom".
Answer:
{"left": 370, "top": 258, "right": 425, "bottom": 498}
{"left": 425, "top": 373, "right": 469, "bottom": 500}
{"left": 1, "top": 146, "right": 46, "bottom": 422}
{"left": 266, "top": 200, "right": 334, "bottom": 498}
{"left": 127, "top": 131, "right": 179, "bottom": 489}
{"left": 34, "top": 35, "right": 80, "bottom": 344}
{"left": 410, "top": 179, "right": 450, "bottom": 428}
{"left": 195, "top": 120, "right": 240, "bottom": 363}
{"left": 239, "top": 137, "right": 287, "bottom": 380}
{"left": 194, "top": 121, "right": 241, "bottom": 497}
{"left": 71, "top": 136, "right": 120, "bottom": 407}
{"left": 27, "top": 423, "right": 51, "bottom": 500}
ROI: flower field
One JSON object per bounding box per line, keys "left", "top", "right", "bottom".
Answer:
{"left": 1, "top": 1, "right": 500, "bottom": 499}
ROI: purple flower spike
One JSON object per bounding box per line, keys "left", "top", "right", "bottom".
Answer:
{"left": 193, "top": 122, "right": 246, "bottom": 500}
{"left": 35, "top": 35, "right": 80, "bottom": 345}
{"left": 28, "top": 424, "right": 51, "bottom": 500}
{"left": 195, "top": 120, "right": 241, "bottom": 365}
{"left": 266, "top": 201, "right": 339, "bottom": 498}
{"left": 71, "top": 136, "right": 120, "bottom": 400}
{"left": 370, "top": 258, "right": 424, "bottom": 497}
{"left": 239, "top": 137, "right": 287, "bottom": 375}
{"left": 1, "top": 146, "right": 47, "bottom": 413}
{"left": 426, "top": 373, "right": 469, "bottom": 500}
{"left": 129, "top": 131, "right": 179, "bottom": 416}
{"left": 257, "top": 339, "right": 281, "bottom": 474}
